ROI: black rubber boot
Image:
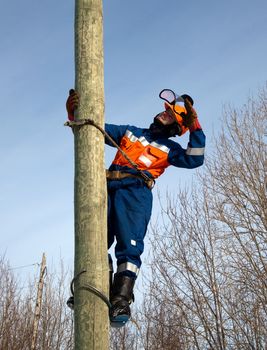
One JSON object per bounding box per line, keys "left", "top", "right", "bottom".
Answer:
{"left": 109, "top": 273, "right": 135, "bottom": 328}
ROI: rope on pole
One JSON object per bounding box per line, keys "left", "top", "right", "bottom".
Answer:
{"left": 65, "top": 119, "right": 155, "bottom": 187}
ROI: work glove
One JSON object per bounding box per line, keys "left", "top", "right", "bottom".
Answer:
{"left": 181, "top": 96, "right": 202, "bottom": 132}
{"left": 66, "top": 89, "right": 79, "bottom": 121}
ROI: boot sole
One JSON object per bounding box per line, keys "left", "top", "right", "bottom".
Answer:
{"left": 110, "top": 314, "right": 130, "bottom": 328}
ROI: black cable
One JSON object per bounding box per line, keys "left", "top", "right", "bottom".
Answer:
{"left": 69, "top": 270, "right": 111, "bottom": 309}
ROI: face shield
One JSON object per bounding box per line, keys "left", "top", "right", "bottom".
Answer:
{"left": 159, "top": 89, "right": 194, "bottom": 136}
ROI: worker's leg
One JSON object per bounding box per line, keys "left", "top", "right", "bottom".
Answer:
{"left": 113, "top": 180, "right": 153, "bottom": 276}
{"left": 107, "top": 189, "right": 115, "bottom": 249}
{"left": 108, "top": 179, "right": 152, "bottom": 327}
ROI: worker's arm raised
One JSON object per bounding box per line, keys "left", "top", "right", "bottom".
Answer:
{"left": 168, "top": 128, "right": 206, "bottom": 169}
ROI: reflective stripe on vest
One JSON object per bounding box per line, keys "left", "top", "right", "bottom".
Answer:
{"left": 126, "top": 130, "right": 139, "bottom": 143}
{"left": 112, "top": 130, "right": 170, "bottom": 178}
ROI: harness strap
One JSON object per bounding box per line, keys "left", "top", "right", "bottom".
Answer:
{"left": 106, "top": 170, "right": 155, "bottom": 189}
{"left": 65, "top": 118, "right": 155, "bottom": 187}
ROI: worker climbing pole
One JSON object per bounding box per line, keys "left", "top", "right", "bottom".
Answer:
{"left": 66, "top": 0, "right": 206, "bottom": 340}
{"left": 66, "top": 87, "right": 206, "bottom": 330}
{"left": 72, "top": 0, "right": 109, "bottom": 349}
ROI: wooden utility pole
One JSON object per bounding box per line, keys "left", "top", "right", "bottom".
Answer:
{"left": 31, "top": 253, "right": 46, "bottom": 350}
{"left": 74, "top": 1, "right": 109, "bottom": 349}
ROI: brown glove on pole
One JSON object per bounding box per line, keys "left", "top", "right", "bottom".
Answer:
{"left": 66, "top": 89, "right": 79, "bottom": 121}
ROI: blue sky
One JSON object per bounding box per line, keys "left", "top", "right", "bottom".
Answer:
{"left": 0, "top": 0, "right": 266, "bottom": 278}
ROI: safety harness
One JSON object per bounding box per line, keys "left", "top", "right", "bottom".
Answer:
{"left": 65, "top": 118, "right": 155, "bottom": 189}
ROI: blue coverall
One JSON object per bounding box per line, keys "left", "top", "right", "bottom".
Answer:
{"left": 105, "top": 124, "right": 206, "bottom": 278}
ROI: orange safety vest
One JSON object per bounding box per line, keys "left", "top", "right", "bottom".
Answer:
{"left": 112, "top": 130, "right": 170, "bottom": 179}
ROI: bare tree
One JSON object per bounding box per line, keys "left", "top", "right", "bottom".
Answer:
{"left": 140, "top": 188, "right": 227, "bottom": 349}
{"left": 0, "top": 257, "right": 73, "bottom": 350}
{"left": 109, "top": 322, "right": 138, "bottom": 350}
{"left": 0, "top": 256, "right": 34, "bottom": 350}
{"left": 37, "top": 260, "right": 74, "bottom": 350}
{"left": 202, "top": 86, "right": 267, "bottom": 349}
{"left": 139, "top": 86, "right": 267, "bottom": 349}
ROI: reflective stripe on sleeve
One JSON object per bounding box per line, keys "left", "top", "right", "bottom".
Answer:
{"left": 117, "top": 262, "right": 140, "bottom": 276}
{"left": 186, "top": 147, "right": 205, "bottom": 156}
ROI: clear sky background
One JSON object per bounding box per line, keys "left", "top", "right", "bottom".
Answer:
{"left": 0, "top": 0, "right": 266, "bottom": 279}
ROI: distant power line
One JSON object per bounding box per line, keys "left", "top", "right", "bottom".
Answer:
{"left": 8, "top": 262, "right": 40, "bottom": 271}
